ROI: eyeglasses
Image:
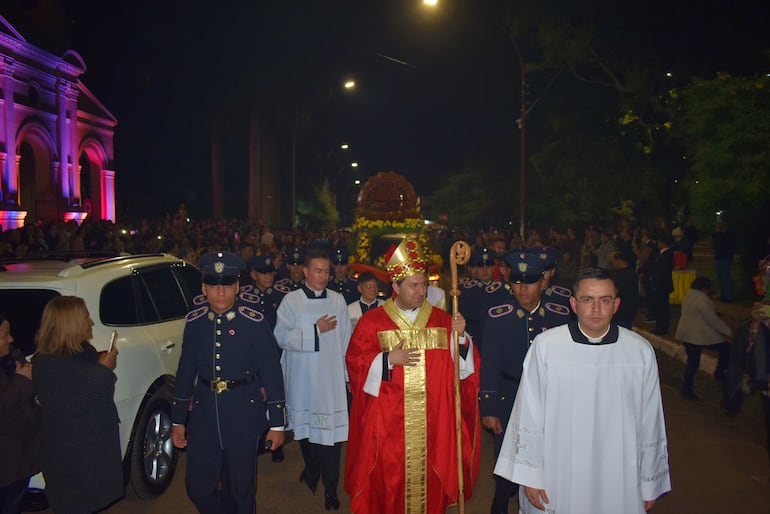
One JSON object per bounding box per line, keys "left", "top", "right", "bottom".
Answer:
{"left": 574, "top": 296, "right": 616, "bottom": 306}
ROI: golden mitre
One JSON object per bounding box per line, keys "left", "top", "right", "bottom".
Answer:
{"left": 385, "top": 236, "right": 428, "bottom": 282}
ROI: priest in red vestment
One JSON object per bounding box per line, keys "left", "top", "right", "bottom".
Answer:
{"left": 345, "top": 237, "right": 481, "bottom": 514}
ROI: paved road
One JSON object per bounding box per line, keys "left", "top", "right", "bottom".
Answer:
{"left": 27, "top": 301, "right": 770, "bottom": 513}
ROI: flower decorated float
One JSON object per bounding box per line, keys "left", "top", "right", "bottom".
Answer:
{"left": 349, "top": 171, "right": 442, "bottom": 283}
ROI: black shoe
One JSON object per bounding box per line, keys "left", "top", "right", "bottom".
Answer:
{"left": 325, "top": 492, "right": 340, "bottom": 510}
{"left": 272, "top": 447, "right": 285, "bottom": 463}
{"left": 299, "top": 470, "right": 317, "bottom": 494}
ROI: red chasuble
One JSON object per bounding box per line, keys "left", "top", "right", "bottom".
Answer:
{"left": 345, "top": 299, "right": 481, "bottom": 514}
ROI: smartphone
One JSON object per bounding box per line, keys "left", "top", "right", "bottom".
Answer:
{"left": 109, "top": 330, "right": 118, "bottom": 352}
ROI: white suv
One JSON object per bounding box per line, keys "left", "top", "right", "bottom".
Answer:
{"left": 0, "top": 253, "right": 201, "bottom": 499}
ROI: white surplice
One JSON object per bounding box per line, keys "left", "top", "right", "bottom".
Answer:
{"left": 494, "top": 323, "right": 671, "bottom": 514}
{"left": 274, "top": 288, "right": 350, "bottom": 445}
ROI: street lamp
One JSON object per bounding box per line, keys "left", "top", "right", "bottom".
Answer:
{"left": 423, "top": 0, "right": 527, "bottom": 237}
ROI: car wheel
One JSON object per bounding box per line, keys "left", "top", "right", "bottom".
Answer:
{"left": 127, "top": 384, "right": 178, "bottom": 498}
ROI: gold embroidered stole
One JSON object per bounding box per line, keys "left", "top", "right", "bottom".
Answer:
{"left": 379, "top": 299, "right": 448, "bottom": 514}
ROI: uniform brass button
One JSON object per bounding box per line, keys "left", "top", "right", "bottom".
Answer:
{"left": 215, "top": 365, "right": 221, "bottom": 371}
{"left": 217, "top": 330, "right": 222, "bottom": 336}
{"left": 250, "top": 399, "right": 255, "bottom": 404}
{"left": 215, "top": 342, "right": 221, "bottom": 347}
{"left": 216, "top": 354, "right": 220, "bottom": 359}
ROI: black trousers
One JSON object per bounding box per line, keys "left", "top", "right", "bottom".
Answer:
{"left": 186, "top": 440, "right": 258, "bottom": 514}
{"left": 762, "top": 394, "right": 770, "bottom": 467}
{"left": 299, "top": 439, "right": 342, "bottom": 495}
{"left": 0, "top": 477, "right": 29, "bottom": 514}
{"left": 683, "top": 342, "right": 730, "bottom": 393}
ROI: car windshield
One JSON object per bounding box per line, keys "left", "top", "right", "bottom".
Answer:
{"left": 0, "top": 289, "right": 61, "bottom": 356}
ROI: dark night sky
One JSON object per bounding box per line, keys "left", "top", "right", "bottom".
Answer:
{"left": 4, "top": 0, "right": 770, "bottom": 217}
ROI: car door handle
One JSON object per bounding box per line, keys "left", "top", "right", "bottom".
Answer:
{"left": 161, "top": 342, "right": 176, "bottom": 352}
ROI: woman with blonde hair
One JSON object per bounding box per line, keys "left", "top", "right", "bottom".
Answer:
{"left": 32, "top": 296, "right": 123, "bottom": 513}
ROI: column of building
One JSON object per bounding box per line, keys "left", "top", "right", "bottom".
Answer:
{"left": 1, "top": 57, "right": 18, "bottom": 206}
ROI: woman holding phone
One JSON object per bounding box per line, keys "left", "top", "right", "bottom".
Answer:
{"left": 32, "top": 297, "right": 123, "bottom": 513}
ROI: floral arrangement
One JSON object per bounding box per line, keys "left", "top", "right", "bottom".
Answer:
{"left": 350, "top": 171, "right": 443, "bottom": 271}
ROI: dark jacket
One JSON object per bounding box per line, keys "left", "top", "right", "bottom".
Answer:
{"left": 171, "top": 297, "right": 286, "bottom": 448}
{"left": 0, "top": 352, "right": 39, "bottom": 488}
{"left": 649, "top": 247, "right": 674, "bottom": 294}
{"left": 33, "top": 342, "right": 123, "bottom": 513}
{"left": 612, "top": 266, "right": 640, "bottom": 326}
{"left": 479, "top": 299, "right": 571, "bottom": 422}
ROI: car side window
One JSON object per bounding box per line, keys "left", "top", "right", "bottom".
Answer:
{"left": 101, "top": 275, "right": 150, "bottom": 325}
{"left": 140, "top": 267, "right": 189, "bottom": 321}
{"left": 174, "top": 264, "right": 202, "bottom": 309}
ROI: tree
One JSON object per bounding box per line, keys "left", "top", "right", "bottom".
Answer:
{"left": 678, "top": 73, "right": 770, "bottom": 261}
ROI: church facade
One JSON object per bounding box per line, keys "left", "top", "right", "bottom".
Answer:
{"left": 0, "top": 15, "right": 116, "bottom": 230}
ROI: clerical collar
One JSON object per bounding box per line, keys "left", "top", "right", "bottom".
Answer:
{"left": 567, "top": 321, "right": 619, "bottom": 345}
{"left": 301, "top": 285, "right": 327, "bottom": 299}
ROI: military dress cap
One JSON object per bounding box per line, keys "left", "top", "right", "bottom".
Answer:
{"left": 525, "top": 246, "right": 561, "bottom": 271}
{"left": 469, "top": 248, "right": 496, "bottom": 267}
{"left": 332, "top": 248, "right": 350, "bottom": 265}
{"left": 199, "top": 251, "right": 246, "bottom": 285}
{"left": 286, "top": 247, "right": 305, "bottom": 266}
{"left": 247, "top": 253, "right": 276, "bottom": 274}
{"left": 385, "top": 236, "right": 427, "bottom": 282}
{"left": 504, "top": 252, "right": 545, "bottom": 284}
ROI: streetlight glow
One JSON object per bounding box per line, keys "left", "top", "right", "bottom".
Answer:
{"left": 423, "top": 0, "right": 438, "bottom": 5}
{"left": 351, "top": 162, "right": 359, "bottom": 168}
{"left": 340, "top": 143, "right": 349, "bottom": 150}
{"left": 344, "top": 80, "right": 356, "bottom": 89}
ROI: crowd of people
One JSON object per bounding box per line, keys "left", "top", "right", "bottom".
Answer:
{"left": 3, "top": 212, "right": 770, "bottom": 514}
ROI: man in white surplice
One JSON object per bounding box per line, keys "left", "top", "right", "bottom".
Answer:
{"left": 274, "top": 247, "right": 350, "bottom": 510}
{"left": 494, "top": 267, "right": 671, "bottom": 513}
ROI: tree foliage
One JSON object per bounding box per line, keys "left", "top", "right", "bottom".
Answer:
{"left": 678, "top": 73, "right": 770, "bottom": 239}
{"left": 430, "top": 168, "right": 514, "bottom": 228}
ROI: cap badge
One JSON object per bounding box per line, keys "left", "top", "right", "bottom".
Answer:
{"left": 265, "top": 258, "right": 271, "bottom": 266}
{"left": 518, "top": 262, "right": 528, "bottom": 272}
{"left": 214, "top": 262, "right": 225, "bottom": 273}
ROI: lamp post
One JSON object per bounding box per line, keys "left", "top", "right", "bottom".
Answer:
{"left": 423, "top": 0, "right": 527, "bottom": 237}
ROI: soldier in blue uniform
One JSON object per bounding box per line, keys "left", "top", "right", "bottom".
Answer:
{"left": 244, "top": 253, "right": 291, "bottom": 463}
{"left": 480, "top": 252, "right": 572, "bottom": 514}
{"left": 171, "top": 251, "right": 287, "bottom": 514}
{"left": 275, "top": 247, "right": 305, "bottom": 291}
{"left": 244, "top": 253, "right": 290, "bottom": 331}
{"left": 328, "top": 248, "right": 358, "bottom": 304}
{"left": 526, "top": 245, "right": 573, "bottom": 312}
{"left": 457, "top": 248, "right": 512, "bottom": 355}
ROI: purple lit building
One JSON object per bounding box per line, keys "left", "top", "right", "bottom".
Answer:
{"left": 0, "top": 14, "right": 116, "bottom": 230}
